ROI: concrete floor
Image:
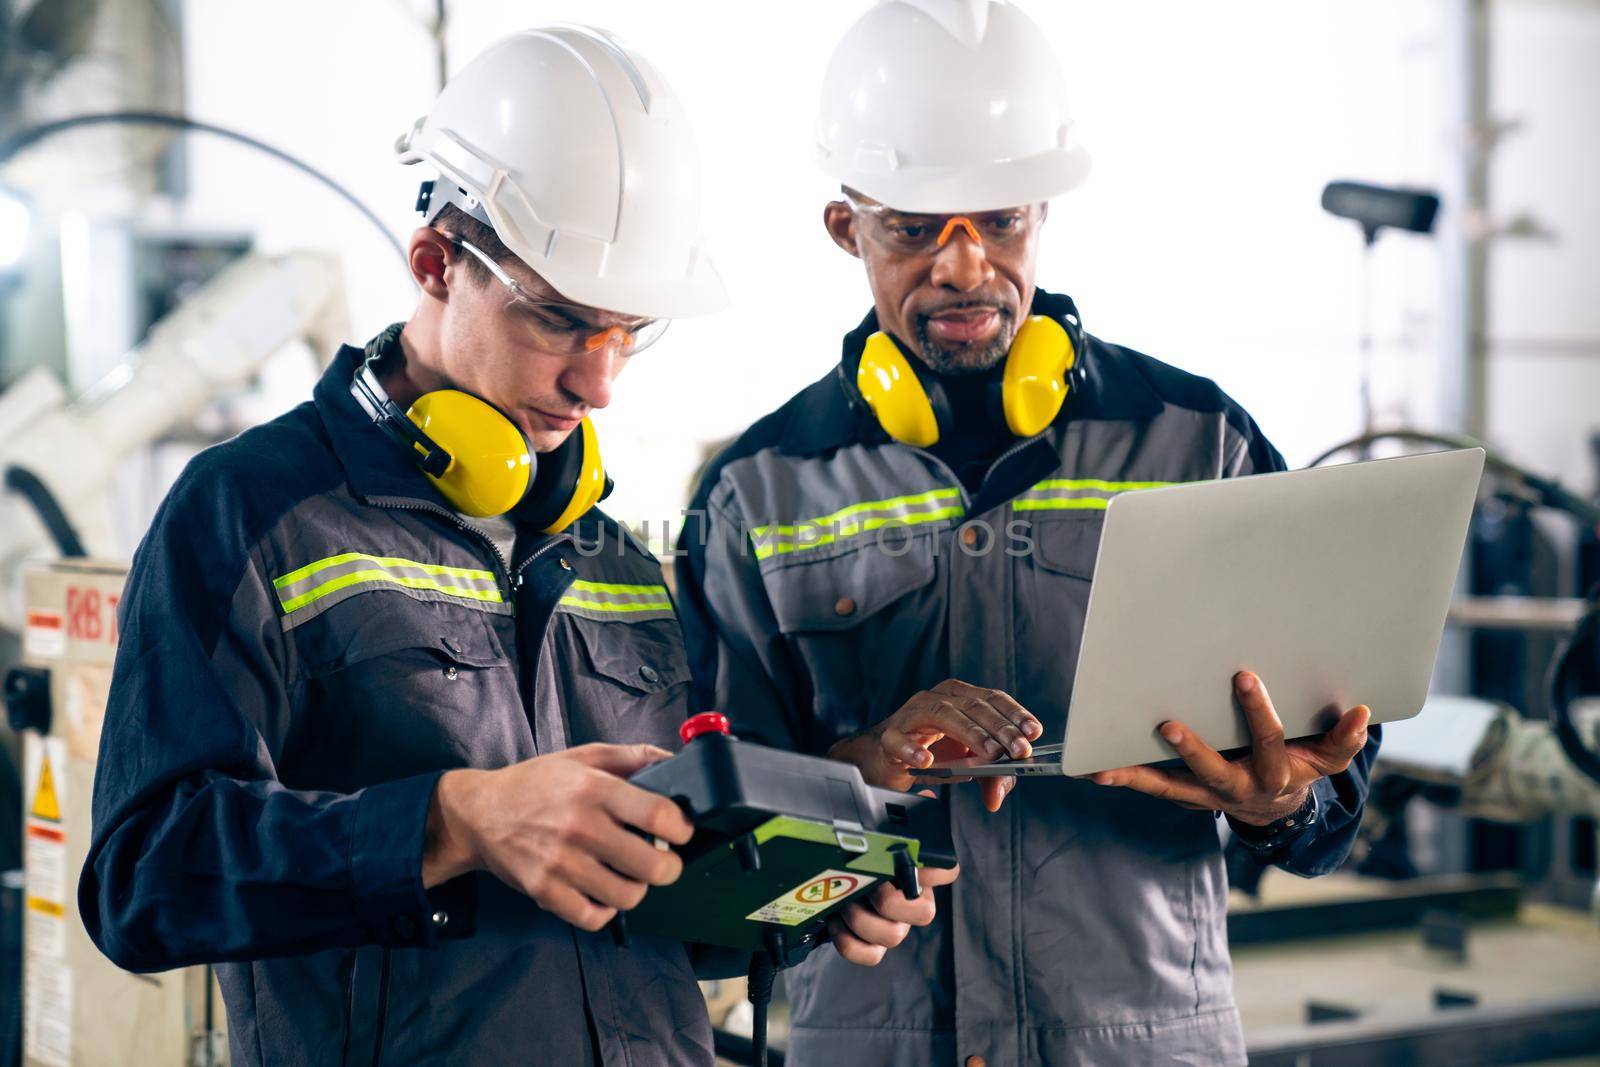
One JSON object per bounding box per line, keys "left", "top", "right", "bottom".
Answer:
{"left": 1232, "top": 872, "right": 1600, "bottom": 1036}
{"left": 709, "top": 872, "right": 1600, "bottom": 1065}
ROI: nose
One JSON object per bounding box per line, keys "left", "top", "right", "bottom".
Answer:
{"left": 559, "top": 336, "right": 626, "bottom": 411}
{"left": 929, "top": 226, "right": 993, "bottom": 292}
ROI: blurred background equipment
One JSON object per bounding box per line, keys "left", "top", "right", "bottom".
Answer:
{"left": 5, "top": 562, "right": 226, "bottom": 1067}
{"left": 1320, "top": 181, "right": 1443, "bottom": 436}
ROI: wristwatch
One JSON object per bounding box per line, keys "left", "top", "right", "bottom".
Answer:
{"left": 1227, "top": 786, "right": 1321, "bottom": 860}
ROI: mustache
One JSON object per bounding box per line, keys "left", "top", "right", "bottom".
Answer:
{"left": 916, "top": 300, "right": 1010, "bottom": 319}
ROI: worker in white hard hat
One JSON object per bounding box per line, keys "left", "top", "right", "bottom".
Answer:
{"left": 677, "top": 2, "right": 1379, "bottom": 1065}
{"left": 81, "top": 26, "right": 931, "bottom": 1067}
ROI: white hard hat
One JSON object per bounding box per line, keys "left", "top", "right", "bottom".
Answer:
{"left": 396, "top": 25, "right": 726, "bottom": 320}
{"left": 815, "top": 0, "right": 1091, "bottom": 213}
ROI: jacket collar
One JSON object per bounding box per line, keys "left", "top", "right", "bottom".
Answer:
{"left": 314, "top": 324, "right": 449, "bottom": 504}
{"left": 780, "top": 288, "right": 1163, "bottom": 457}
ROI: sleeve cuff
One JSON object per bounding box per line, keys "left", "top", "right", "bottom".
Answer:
{"left": 351, "top": 771, "right": 445, "bottom": 947}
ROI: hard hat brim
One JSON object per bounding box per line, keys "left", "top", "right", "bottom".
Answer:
{"left": 819, "top": 144, "right": 1092, "bottom": 216}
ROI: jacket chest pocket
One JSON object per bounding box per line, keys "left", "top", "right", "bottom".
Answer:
{"left": 1016, "top": 511, "right": 1103, "bottom": 735}
{"left": 760, "top": 537, "right": 940, "bottom": 740}
{"left": 294, "top": 605, "right": 525, "bottom": 787}
{"left": 544, "top": 609, "right": 693, "bottom": 750}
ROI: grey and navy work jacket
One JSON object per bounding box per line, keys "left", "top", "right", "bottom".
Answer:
{"left": 80, "top": 335, "right": 713, "bottom": 1066}
{"left": 677, "top": 290, "right": 1380, "bottom": 1067}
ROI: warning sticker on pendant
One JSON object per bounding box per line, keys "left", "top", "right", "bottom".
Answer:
{"left": 746, "top": 870, "right": 875, "bottom": 926}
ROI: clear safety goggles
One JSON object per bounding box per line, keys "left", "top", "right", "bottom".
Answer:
{"left": 844, "top": 195, "right": 1041, "bottom": 257}
{"left": 445, "top": 234, "right": 670, "bottom": 356}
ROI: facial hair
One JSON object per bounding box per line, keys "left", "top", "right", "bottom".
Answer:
{"left": 913, "top": 306, "right": 1016, "bottom": 376}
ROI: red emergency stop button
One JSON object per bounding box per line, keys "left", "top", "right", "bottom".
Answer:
{"left": 680, "top": 712, "right": 730, "bottom": 744}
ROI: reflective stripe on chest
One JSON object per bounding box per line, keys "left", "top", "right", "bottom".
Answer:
{"left": 555, "top": 579, "right": 674, "bottom": 622}
{"left": 749, "top": 487, "right": 965, "bottom": 561}
{"left": 273, "top": 552, "right": 504, "bottom": 622}
{"left": 1012, "top": 478, "right": 1175, "bottom": 511}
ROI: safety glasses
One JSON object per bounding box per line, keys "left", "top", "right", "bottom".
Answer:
{"left": 445, "top": 234, "right": 670, "bottom": 355}
{"left": 844, "top": 195, "right": 1041, "bottom": 257}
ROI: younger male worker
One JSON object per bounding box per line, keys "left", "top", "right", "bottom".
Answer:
{"left": 677, "top": 2, "right": 1380, "bottom": 1064}
{"left": 79, "top": 27, "right": 939, "bottom": 1067}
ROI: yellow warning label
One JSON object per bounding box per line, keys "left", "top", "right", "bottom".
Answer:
{"left": 745, "top": 869, "right": 875, "bottom": 927}
{"left": 30, "top": 755, "right": 60, "bottom": 822}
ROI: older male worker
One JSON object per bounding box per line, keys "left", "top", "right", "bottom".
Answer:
{"left": 675, "top": 2, "right": 1378, "bottom": 1065}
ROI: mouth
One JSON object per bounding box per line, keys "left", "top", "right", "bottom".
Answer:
{"left": 528, "top": 408, "right": 584, "bottom": 433}
{"left": 922, "top": 304, "right": 1003, "bottom": 346}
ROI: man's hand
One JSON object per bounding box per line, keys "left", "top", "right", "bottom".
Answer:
{"left": 828, "top": 679, "right": 1042, "bottom": 812}
{"left": 1090, "top": 671, "right": 1370, "bottom": 826}
{"left": 827, "top": 863, "right": 960, "bottom": 966}
{"left": 422, "top": 744, "right": 694, "bottom": 931}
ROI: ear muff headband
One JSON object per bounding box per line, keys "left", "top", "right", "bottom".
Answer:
{"left": 352, "top": 362, "right": 453, "bottom": 477}
{"left": 351, "top": 354, "right": 605, "bottom": 532}
{"left": 856, "top": 314, "right": 1077, "bottom": 446}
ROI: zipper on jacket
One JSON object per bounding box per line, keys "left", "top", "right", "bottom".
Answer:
{"left": 908, "top": 430, "right": 1051, "bottom": 518}
{"left": 512, "top": 535, "right": 574, "bottom": 588}
{"left": 365, "top": 496, "right": 516, "bottom": 595}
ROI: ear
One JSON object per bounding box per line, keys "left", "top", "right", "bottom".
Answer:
{"left": 408, "top": 227, "right": 455, "bottom": 301}
{"left": 823, "top": 200, "right": 862, "bottom": 258}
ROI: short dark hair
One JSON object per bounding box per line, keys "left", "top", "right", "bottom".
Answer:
{"left": 431, "top": 204, "right": 515, "bottom": 285}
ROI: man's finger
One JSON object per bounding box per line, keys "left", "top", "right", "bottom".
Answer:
{"left": 563, "top": 742, "right": 674, "bottom": 777}
{"left": 981, "top": 775, "right": 1017, "bottom": 812}
{"left": 1091, "top": 764, "right": 1221, "bottom": 809}
{"left": 894, "top": 699, "right": 1009, "bottom": 763}
{"left": 958, "top": 696, "right": 1034, "bottom": 759}
{"left": 565, "top": 852, "right": 652, "bottom": 912}
{"left": 839, "top": 900, "right": 911, "bottom": 949}
{"left": 869, "top": 883, "right": 938, "bottom": 926}
{"left": 587, "top": 820, "right": 684, "bottom": 886}
{"left": 933, "top": 680, "right": 1045, "bottom": 742}
{"left": 916, "top": 863, "right": 960, "bottom": 888}
{"left": 1235, "top": 672, "right": 1292, "bottom": 793}
{"left": 1155, "top": 720, "right": 1242, "bottom": 799}
{"left": 826, "top": 917, "right": 887, "bottom": 966}
{"left": 881, "top": 724, "right": 940, "bottom": 769}
{"left": 1289, "top": 705, "right": 1371, "bottom": 775}
{"left": 531, "top": 879, "right": 617, "bottom": 933}
{"left": 600, "top": 779, "right": 695, "bottom": 846}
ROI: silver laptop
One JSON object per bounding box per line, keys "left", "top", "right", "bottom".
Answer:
{"left": 924, "top": 448, "right": 1485, "bottom": 778}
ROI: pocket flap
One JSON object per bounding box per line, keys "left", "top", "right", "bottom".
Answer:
{"left": 568, "top": 615, "right": 691, "bottom": 695}
{"left": 763, "top": 538, "right": 937, "bottom": 634}
{"left": 302, "top": 608, "right": 509, "bottom": 677}
{"left": 1029, "top": 513, "right": 1104, "bottom": 581}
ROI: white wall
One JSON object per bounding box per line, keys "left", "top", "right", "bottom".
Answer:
{"left": 1485, "top": 0, "right": 1600, "bottom": 495}
{"left": 171, "top": 1, "right": 1597, "bottom": 541}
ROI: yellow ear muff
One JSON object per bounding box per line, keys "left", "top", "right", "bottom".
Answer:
{"left": 406, "top": 389, "right": 533, "bottom": 518}
{"left": 857, "top": 331, "right": 942, "bottom": 447}
{"left": 1001, "top": 315, "right": 1075, "bottom": 438}
{"left": 541, "top": 417, "right": 606, "bottom": 535}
